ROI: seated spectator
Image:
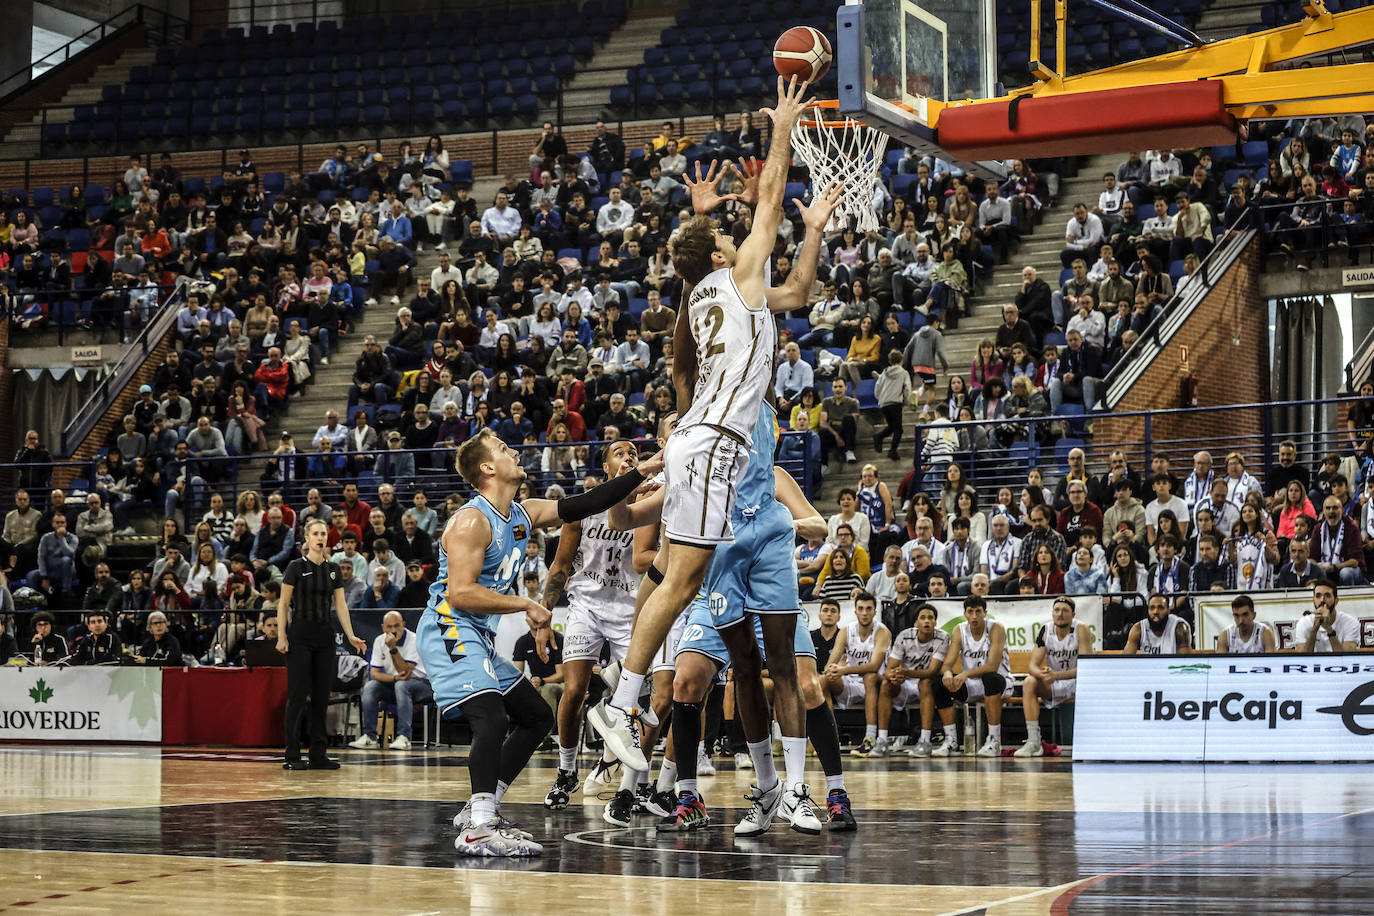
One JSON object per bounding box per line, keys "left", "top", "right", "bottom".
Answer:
{"left": 132, "top": 611, "right": 184, "bottom": 666}
{"left": 37, "top": 515, "right": 79, "bottom": 604}
{"left": 979, "top": 514, "right": 1022, "bottom": 595}
{"left": 1060, "top": 203, "right": 1105, "bottom": 269}
{"left": 71, "top": 610, "right": 122, "bottom": 665}
{"left": 1146, "top": 474, "right": 1192, "bottom": 546}
{"left": 815, "top": 549, "right": 866, "bottom": 605}
{"left": 1293, "top": 578, "right": 1359, "bottom": 651}
{"left": 1103, "top": 479, "right": 1147, "bottom": 545}
{"left": 360, "top": 566, "right": 401, "bottom": 610}
{"left": 1216, "top": 594, "right": 1277, "bottom": 653}
{"left": 819, "top": 377, "right": 861, "bottom": 467}
{"left": 1276, "top": 538, "right": 1321, "bottom": 589}
{"left": 350, "top": 611, "right": 433, "bottom": 751}
{"left": 1065, "top": 546, "right": 1108, "bottom": 594}
{"left": 28, "top": 611, "right": 69, "bottom": 664}
{"left": 1311, "top": 494, "right": 1366, "bottom": 586}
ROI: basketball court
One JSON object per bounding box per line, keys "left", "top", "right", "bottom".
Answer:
{"left": 3, "top": 746, "right": 1373, "bottom": 913}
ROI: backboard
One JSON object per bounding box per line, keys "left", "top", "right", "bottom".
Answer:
{"left": 835, "top": 0, "right": 1000, "bottom": 170}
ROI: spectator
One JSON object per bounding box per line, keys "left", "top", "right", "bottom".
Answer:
{"left": 979, "top": 514, "right": 1021, "bottom": 595}
{"left": 252, "top": 507, "right": 296, "bottom": 581}
{"left": 902, "top": 312, "right": 950, "bottom": 389}
{"left": 12, "top": 429, "right": 52, "bottom": 493}
{"left": 872, "top": 350, "right": 911, "bottom": 461}
{"left": 513, "top": 611, "right": 565, "bottom": 714}
{"left": 351, "top": 610, "right": 433, "bottom": 751}
{"left": 1103, "top": 479, "right": 1147, "bottom": 545}
{"left": 1276, "top": 538, "right": 1321, "bottom": 589}
{"left": 1312, "top": 495, "right": 1366, "bottom": 586}
{"left": 819, "top": 377, "right": 861, "bottom": 467}
{"left": 28, "top": 611, "right": 69, "bottom": 664}
{"left": 1171, "top": 192, "right": 1214, "bottom": 262}
{"left": 360, "top": 566, "right": 401, "bottom": 610}
{"left": 37, "top": 515, "right": 79, "bottom": 602}
{"left": 1060, "top": 202, "right": 1105, "bottom": 268}
{"left": 1065, "top": 546, "right": 1108, "bottom": 594}
{"left": 132, "top": 610, "right": 184, "bottom": 666}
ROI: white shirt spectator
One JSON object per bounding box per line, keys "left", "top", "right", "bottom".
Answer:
{"left": 431, "top": 264, "right": 462, "bottom": 290}
{"left": 1066, "top": 309, "right": 1107, "bottom": 349}
{"left": 367, "top": 553, "right": 405, "bottom": 587}
{"left": 556, "top": 285, "right": 594, "bottom": 316}
{"left": 827, "top": 512, "right": 872, "bottom": 549}
{"left": 980, "top": 534, "right": 1022, "bottom": 578}
{"left": 1141, "top": 211, "right": 1175, "bottom": 238}
{"left": 1291, "top": 610, "right": 1360, "bottom": 652}
{"left": 480, "top": 203, "right": 522, "bottom": 239}
{"left": 1098, "top": 186, "right": 1128, "bottom": 219}
{"left": 480, "top": 320, "right": 516, "bottom": 350}
{"left": 369, "top": 627, "right": 427, "bottom": 677}
{"left": 466, "top": 261, "right": 499, "bottom": 288}
{"left": 1149, "top": 155, "right": 1182, "bottom": 185}
{"left": 596, "top": 198, "right": 634, "bottom": 235}
{"left": 865, "top": 568, "right": 899, "bottom": 603}
{"left": 613, "top": 338, "right": 650, "bottom": 371}
{"left": 774, "top": 357, "right": 814, "bottom": 398}
{"left": 313, "top": 422, "right": 348, "bottom": 450}
{"left": 1063, "top": 212, "right": 1104, "bottom": 251}
{"left": 1145, "top": 494, "right": 1191, "bottom": 536}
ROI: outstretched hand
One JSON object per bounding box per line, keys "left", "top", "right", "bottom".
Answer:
{"left": 760, "top": 75, "right": 809, "bottom": 133}
{"left": 795, "top": 180, "right": 845, "bottom": 232}
{"left": 728, "top": 157, "right": 763, "bottom": 209}
{"left": 684, "top": 160, "right": 737, "bottom": 216}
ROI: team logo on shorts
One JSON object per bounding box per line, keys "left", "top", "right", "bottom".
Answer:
{"left": 708, "top": 592, "right": 727, "bottom": 617}
{"left": 483, "top": 658, "right": 497, "bottom": 679}
{"left": 682, "top": 624, "right": 706, "bottom": 642}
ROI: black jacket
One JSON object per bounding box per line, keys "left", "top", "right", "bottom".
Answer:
{"left": 73, "top": 631, "right": 124, "bottom": 665}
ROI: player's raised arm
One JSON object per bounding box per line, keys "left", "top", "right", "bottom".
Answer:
{"left": 773, "top": 466, "right": 826, "bottom": 541}
{"left": 765, "top": 180, "right": 844, "bottom": 314}
{"left": 734, "top": 76, "right": 809, "bottom": 302}
{"left": 522, "top": 451, "right": 665, "bottom": 529}
{"left": 671, "top": 290, "right": 697, "bottom": 408}
{"left": 541, "top": 520, "right": 582, "bottom": 610}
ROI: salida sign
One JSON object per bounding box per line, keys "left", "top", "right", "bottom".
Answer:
{"left": 1075, "top": 656, "right": 1374, "bottom": 761}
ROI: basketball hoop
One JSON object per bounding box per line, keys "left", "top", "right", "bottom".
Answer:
{"left": 791, "top": 99, "right": 888, "bottom": 233}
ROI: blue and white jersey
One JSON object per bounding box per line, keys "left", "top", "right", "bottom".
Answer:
{"left": 427, "top": 494, "right": 531, "bottom": 639}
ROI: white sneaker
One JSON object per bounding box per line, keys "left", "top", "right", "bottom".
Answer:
{"left": 866, "top": 737, "right": 891, "bottom": 758}
{"left": 586, "top": 701, "right": 648, "bottom": 772}
{"left": 115, "top": 526, "right": 137, "bottom": 537}
{"left": 930, "top": 739, "right": 955, "bottom": 757}
{"left": 454, "top": 818, "right": 543, "bottom": 857}
{"left": 697, "top": 747, "right": 716, "bottom": 776}
{"left": 780, "top": 784, "right": 823, "bottom": 835}
{"left": 389, "top": 734, "right": 412, "bottom": 750}
{"left": 734, "top": 780, "right": 785, "bottom": 836}
{"left": 415, "top": 242, "right": 424, "bottom": 251}
{"left": 1013, "top": 738, "right": 1044, "bottom": 758}
{"left": 582, "top": 756, "right": 618, "bottom": 795}
{"left": 390, "top": 295, "right": 400, "bottom": 305}
{"left": 908, "top": 737, "right": 934, "bottom": 757}
{"left": 889, "top": 735, "right": 908, "bottom": 751}
{"left": 436, "top": 242, "right": 447, "bottom": 250}
{"left": 977, "top": 736, "right": 1002, "bottom": 758}
{"left": 365, "top": 297, "right": 378, "bottom": 306}
{"left": 319, "top": 356, "right": 329, "bottom": 366}
{"left": 734, "top": 751, "right": 753, "bottom": 770}
{"left": 844, "top": 449, "right": 857, "bottom": 464}
{"left": 348, "top": 734, "right": 379, "bottom": 749}
{"left": 454, "top": 805, "right": 533, "bottom": 841}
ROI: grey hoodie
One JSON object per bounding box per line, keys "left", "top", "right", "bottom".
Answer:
{"left": 902, "top": 324, "right": 950, "bottom": 373}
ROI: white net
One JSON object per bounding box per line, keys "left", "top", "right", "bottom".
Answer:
{"left": 790, "top": 107, "right": 888, "bottom": 233}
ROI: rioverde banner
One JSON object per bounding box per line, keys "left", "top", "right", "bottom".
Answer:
{"left": 0, "top": 667, "right": 162, "bottom": 742}
{"left": 1074, "top": 654, "right": 1374, "bottom": 761}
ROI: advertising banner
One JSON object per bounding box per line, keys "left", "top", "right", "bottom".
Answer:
{"left": 1074, "top": 654, "right": 1374, "bottom": 761}
{"left": 0, "top": 667, "right": 163, "bottom": 742}
{"left": 1194, "top": 587, "right": 1374, "bottom": 649}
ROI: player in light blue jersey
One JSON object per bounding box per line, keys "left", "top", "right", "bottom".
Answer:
{"left": 423, "top": 428, "right": 661, "bottom": 858}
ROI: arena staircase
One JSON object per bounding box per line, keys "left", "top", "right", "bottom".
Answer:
{"left": 547, "top": 9, "right": 682, "bottom": 124}
{"left": 0, "top": 47, "right": 157, "bottom": 157}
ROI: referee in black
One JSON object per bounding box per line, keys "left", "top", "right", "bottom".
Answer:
{"left": 277, "top": 517, "right": 367, "bottom": 770}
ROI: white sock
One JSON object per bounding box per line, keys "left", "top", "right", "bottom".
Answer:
{"left": 781, "top": 736, "right": 806, "bottom": 792}
{"left": 619, "top": 767, "right": 639, "bottom": 792}
{"left": 611, "top": 669, "right": 647, "bottom": 710}
{"left": 1026, "top": 722, "right": 1041, "bottom": 743}
{"left": 602, "top": 745, "right": 616, "bottom": 764}
{"left": 637, "top": 767, "right": 650, "bottom": 786}
{"left": 747, "top": 738, "right": 778, "bottom": 789}
{"left": 825, "top": 774, "right": 846, "bottom": 792}
{"left": 679, "top": 777, "right": 699, "bottom": 796}
{"left": 558, "top": 745, "right": 578, "bottom": 772}
{"left": 988, "top": 724, "right": 1001, "bottom": 742}
{"left": 657, "top": 759, "right": 678, "bottom": 793}
{"left": 697, "top": 741, "right": 710, "bottom": 760}
{"left": 920, "top": 729, "right": 932, "bottom": 743}
{"left": 943, "top": 724, "right": 957, "bottom": 744}
{"left": 864, "top": 725, "right": 877, "bottom": 741}
{"left": 469, "top": 792, "right": 497, "bottom": 825}
{"left": 494, "top": 780, "right": 509, "bottom": 803}
{"left": 876, "top": 729, "right": 888, "bottom": 742}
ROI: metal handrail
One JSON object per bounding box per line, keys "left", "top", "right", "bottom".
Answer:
{"left": 59, "top": 282, "right": 186, "bottom": 456}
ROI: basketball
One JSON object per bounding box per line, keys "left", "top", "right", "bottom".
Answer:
{"left": 773, "top": 26, "right": 833, "bottom": 84}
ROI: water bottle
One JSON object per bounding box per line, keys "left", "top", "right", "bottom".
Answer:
{"left": 212, "top": 644, "right": 225, "bottom": 666}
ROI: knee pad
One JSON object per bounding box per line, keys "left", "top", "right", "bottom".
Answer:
{"left": 983, "top": 673, "right": 1007, "bottom": 696}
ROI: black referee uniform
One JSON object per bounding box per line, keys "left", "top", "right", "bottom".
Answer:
{"left": 281, "top": 556, "right": 342, "bottom": 767}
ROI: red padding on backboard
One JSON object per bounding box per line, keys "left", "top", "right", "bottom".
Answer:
{"left": 937, "top": 80, "right": 1238, "bottom": 160}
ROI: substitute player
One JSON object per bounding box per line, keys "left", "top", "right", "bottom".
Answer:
{"left": 593, "top": 76, "right": 811, "bottom": 771}
{"left": 824, "top": 593, "right": 891, "bottom": 755}
{"left": 1014, "top": 595, "right": 1094, "bottom": 758}
{"left": 540, "top": 439, "right": 660, "bottom": 825}
{"left": 940, "top": 595, "right": 1013, "bottom": 758}
{"left": 424, "top": 429, "right": 661, "bottom": 858}
{"left": 869, "top": 603, "right": 952, "bottom": 758}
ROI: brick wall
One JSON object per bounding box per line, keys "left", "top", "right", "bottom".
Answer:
{"left": 0, "top": 115, "right": 723, "bottom": 198}
{"left": 1091, "top": 237, "right": 1269, "bottom": 469}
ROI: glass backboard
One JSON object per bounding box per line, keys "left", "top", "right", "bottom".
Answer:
{"left": 836, "top": 0, "right": 998, "bottom": 169}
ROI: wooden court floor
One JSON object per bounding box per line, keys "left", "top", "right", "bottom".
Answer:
{"left": 0, "top": 745, "right": 1371, "bottom": 914}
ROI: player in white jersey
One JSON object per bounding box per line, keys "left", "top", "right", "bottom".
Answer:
{"left": 941, "top": 595, "right": 1013, "bottom": 757}
{"left": 541, "top": 440, "right": 660, "bottom": 824}
{"left": 1014, "top": 596, "right": 1095, "bottom": 758}
{"left": 870, "top": 603, "right": 954, "bottom": 758}
{"left": 822, "top": 593, "right": 891, "bottom": 750}
{"left": 593, "top": 76, "right": 839, "bottom": 773}
{"left": 1215, "top": 594, "right": 1277, "bottom": 653}
{"left": 1124, "top": 594, "right": 1194, "bottom": 655}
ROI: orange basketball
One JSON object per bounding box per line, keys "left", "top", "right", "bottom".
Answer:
{"left": 773, "top": 26, "right": 833, "bottom": 84}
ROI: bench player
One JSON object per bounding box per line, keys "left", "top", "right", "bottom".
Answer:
{"left": 1214, "top": 593, "right": 1276, "bottom": 653}
{"left": 1123, "top": 594, "right": 1193, "bottom": 655}
{"left": 940, "top": 595, "right": 1013, "bottom": 758}
{"left": 591, "top": 76, "right": 812, "bottom": 772}
{"left": 540, "top": 439, "right": 661, "bottom": 824}
{"left": 869, "top": 603, "right": 953, "bottom": 758}
{"left": 1014, "top": 595, "right": 1094, "bottom": 757}
{"left": 420, "top": 429, "right": 661, "bottom": 857}
{"left": 823, "top": 593, "right": 891, "bottom": 753}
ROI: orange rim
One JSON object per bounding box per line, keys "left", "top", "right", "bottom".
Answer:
{"left": 798, "top": 99, "right": 854, "bottom": 130}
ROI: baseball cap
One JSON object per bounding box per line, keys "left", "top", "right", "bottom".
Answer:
{"left": 406, "top": 560, "right": 423, "bottom": 570}
{"left": 139, "top": 384, "right": 152, "bottom": 394}
{"left": 588, "top": 359, "right": 603, "bottom": 369}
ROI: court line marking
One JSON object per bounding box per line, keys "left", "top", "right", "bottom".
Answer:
{"left": 930, "top": 880, "right": 1084, "bottom": 916}
{"left": 0, "top": 795, "right": 305, "bottom": 820}
{"left": 1048, "top": 806, "right": 1374, "bottom": 914}
{"left": 563, "top": 826, "right": 844, "bottom": 858}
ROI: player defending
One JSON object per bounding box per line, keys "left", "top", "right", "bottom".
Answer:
{"left": 541, "top": 439, "right": 661, "bottom": 824}
{"left": 422, "top": 429, "right": 661, "bottom": 857}
{"left": 940, "top": 595, "right": 1013, "bottom": 757}
{"left": 1013, "top": 595, "right": 1094, "bottom": 758}
{"left": 592, "top": 76, "right": 812, "bottom": 771}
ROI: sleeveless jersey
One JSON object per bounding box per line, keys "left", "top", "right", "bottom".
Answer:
{"left": 857, "top": 482, "right": 886, "bottom": 532}
{"left": 844, "top": 621, "right": 885, "bottom": 669}
{"left": 958, "top": 620, "right": 1012, "bottom": 681}
{"left": 1138, "top": 614, "right": 1185, "bottom": 654}
{"left": 733, "top": 401, "right": 780, "bottom": 520}
{"left": 1038, "top": 623, "right": 1079, "bottom": 673}
{"left": 890, "top": 627, "right": 950, "bottom": 672}
{"left": 566, "top": 508, "right": 641, "bottom": 614}
{"left": 1225, "top": 621, "right": 1270, "bottom": 653}
{"left": 427, "top": 494, "right": 531, "bottom": 639}
{"left": 678, "top": 264, "right": 776, "bottom": 444}
{"left": 1232, "top": 533, "right": 1272, "bottom": 590}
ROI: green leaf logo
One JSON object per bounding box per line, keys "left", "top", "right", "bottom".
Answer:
{"left": 1168, "top": 663, "right": 1212, "bottom": 674}
{"left": 107, "top": 668, "right": 162, "bottom": 728}
{"left": 29, "top": 679, "right": 53, "bottom": 703}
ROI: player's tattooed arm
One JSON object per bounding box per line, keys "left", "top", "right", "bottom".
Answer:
{"left": 541, "top": 521, "right": 580, "bottom": 610}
